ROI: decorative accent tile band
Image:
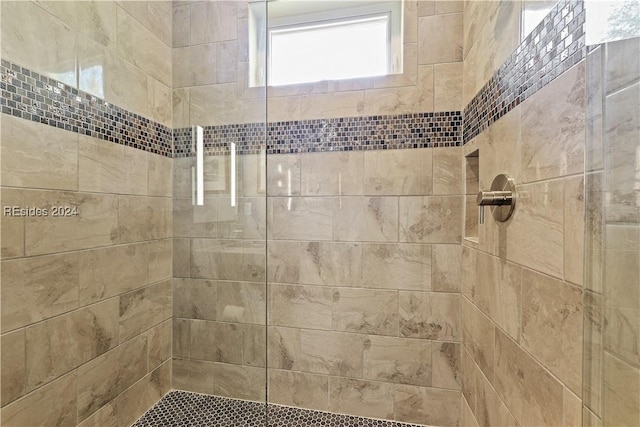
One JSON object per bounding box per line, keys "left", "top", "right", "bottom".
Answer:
{"left": 463, "top": 0, "right": 586, "bottom": 143}
{"left": 173, "top": 111, "right": 463, "bottom": 158}
{"left": 0, "top": 59, "right": 173, "bottom": 157}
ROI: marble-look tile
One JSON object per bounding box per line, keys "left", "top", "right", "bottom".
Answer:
{"left": 172, "top": 5, "right": 190, "bottom": 47}
{"left": 148, "top": 154, "right": 173, "bottom": 197}
{"left": 173, "top": 43, "right": 217, "bottom": 87}
{"left": 334, "top": 197, "right": 399, "bottom": 242}
{"left": 148, "top": 320, "right": 172, "bottom": 370}
{"left": 460, "top": 245, "right": 476, "bottom": 298}
{"left": 564, "top": 387, "right": 582, "bottom": 427}
{"left": 299, "top": 91, "right": 365, "bottom": 120}
{"left": 364, "top": 76, "right": 434, "bottom": 115}
{"left": 473, "top": 252, "right": 522, "bottom": 342}
{"left": 147, "top": 77, "right": 173, "bottom": 127}
{"left": 268, "top": 197, "right": 334, "bottom": 241}
{"left": 217, "top": 40, "right": 237, "bottom": 84}
{"left": 506, "top": 180, "right": 564, "bottom": 279}
{"left": 270, "top": 283, "right": 333, "bottom": 330}
{"left": 25, "top": 299, "right": 119, "bottom": 392}
{"left": 213, "top": 363, "right": 265, "bottom": 401}
{"left": 329, "top": 377, "right": 394, "bottom": 419}
{"left": 301, "top": 152, "right": 364, "bottom": 196}
{"left": 190, "top": 84, "right": 242, "bottom": 126}
{"left": 394, "top": 384, "right": 460, "bottom": 426}
{"left": 475, "top": 367, "right": 518, "bottom": 427}
{"left": 267, "top": 326, "right": 300, "bottom": 370}
{"left": 565, "top": 172, "right": 586, "bottom": 279}
{"left": 417, "top": 1, "right": 435, "bottom": 16}
{"left": 173, "top": 238, "right": 191, "bottom": 278}
{"left": 217, "top": 281, "right": 266, "bottom": 324}
{"left": 461, "top": 298, "right": 494, "bottom": 379}
{"left": 242, "top": 240, "right": 266, "bottom": 282}
{"left": 1, "top": 188, "right": 24, "bottom": 259}
{"left": 190, "top": 1, "right": 237, "bottom": 44}
{"left": 23, "top": 190, "right": 118, "bottom": 255}
{"left": 117, "top": 1, "right": 147, "bottom": 24}
{"left": 583, "top": 407, "right": 603, "bottom": 427}
{"left": 147, "top": 1, "right": 172, "bottom": 46}
{"left": 403, "top": 1, "right": 418, "bottom": 43}
{"left": 463, "top": 1, "right": 500, "bottom": 60}
{"left": 117, "top": 6, "right": 171, "bottom": 86}
{"left": 1, "top": 114, "right": 78, "bottom": 191}
{"left": 1, "top": 329, "right": 26, "bottom": 406}
{"left": 119, "top": 281, "right": 171, "bottom": 343}
{"left": 363, "top": 148, "right": 432, "bottom": 196}
{"left": 267, "top": 154, "right": 302, "bottom": 196}
{"left": 494, "top": 329, "right": 564, "bottom": 427}
{"left": 333, "top": 288, "right": 398, "bottom": 335}
{"left": 77, "top": 335, "right": 147, "bottom": 421}
{"left": 0, "top": 371, "right": 77, "bottom": 427}
{"left": 603, "top": 351, "right": 640, "bottom": 427}
{"left": 172, "top": 88, "right": 190, "bottom": 128}
{"left": 399, "top": 292, "right": 460, "bottom": 340}
{"left": 172, "top": 318, "right": 190, "bottom": 359}
{"left": 268, "top": 369, "right": 328, "bottom": 411}
{"left": 79, "top": 243, "right": 149, "bottom": 305}
{"left": 299, "top": 330, "right": 364, "bottom": 377}
{"left": 363, "top": 336, "right": 431, "bottom": 386}
{"left": 148, "top": 239, "right": 172, "bottom": 283}
{"left": 173, "top": 197, "right": 218, "bottom": 239}
{"left": 433, "top": 147, "right": 463, "bottom": 195}
{"left": 460, "top": 346, "right": 477, "bottom": 417}
{"left": 191, "top": 238, "right": 244, "bottom": 281}
{"left": 2, "top": 252, "right": 79, "bottom": 333}
{"left": 418, "top": 13, "right": 463, "bottom": 64}
{"left": 172, "top": 358, "right": 214, "bottom": 394}
{"left": 79, "top": 135, "right": 148, "bottom": 195}
{"left": 432, "top": 244, "right": 462, "bottom": 292}
{"left": 434, "top": 62, "right": 463, "bottom": 111}
{"left": 460, "top": 394, "right": 480, "bottom": 427}
{"left": 605, "top": 37, "right": 640, "bottom": 94}
{"left": 173, "top": 278, "right": 216, "bottom": 320}
{"left": 521, "top": 63, "right": 586, "bottom": 183}
{"left": 399, "top": 196, "right": 463, "bottom": 243}
{"left": 370, "top": 43, "right": 418, "bottom": 89}
{"left": 76, "top": 401, "right": 117, "bottom": 427}
{"left": 521, "top": 270, "right": 583, "bottom": 395}
{"left": 190, "top": 320, "right": 243, "bottom": 363}
{"left": 243, "top": 324, "right": 266, "bottom": 367}
{"left": 117, "top": 195, "right": 172, "bottom": 243}
{"left": 117, "top": 361, "right": 171, "bottom": 427}
{"left": 432, "top": 341, "right": 461, "bottom": 390}
{"left": 362, "top": 243, "right": 431, "bottom": 291}
{"left": 1, "top": 1, "right": 76, "bottom": 87}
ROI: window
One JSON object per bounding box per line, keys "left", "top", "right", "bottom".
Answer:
{"left": 249, "top": 1, "right": 403, "bottom": 87}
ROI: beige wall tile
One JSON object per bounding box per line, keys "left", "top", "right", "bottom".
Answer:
{"left": 117, "top": 361, "right": 171, "bottom": 427}
{"left": 25, "top": 299, "right": 119, "bottom": 392}
{"left": 190, "top": 320, "right": 242, "bottom": 363}
{"left": 23, "top": 190, "right": 118, "bottom": 256}
{"left": 217, "top": 281, "right": 266, "bottom": 324}
{"left": 148, "top": 319, "right": 172, "bottom": 371}
{"left": 117, "top": 195, "right": 172, "bottom": 243}
{"left": 1, "top": 371, "right": 77, "bottom": 427}
{"left": 432, "top": 341, "right": 461, "bottom": 390}
{"left": 76, "top": 401, "right": 117, "bottom": 427}
{"left": 270, "top": 283, "right": 333, "bottom": 330}
{"left": 267, "top": 154, "right": 302, "bottom": 196}
{"left": 267, "top": 326, "right": 301, "bottom": 370}
{"left": 213, "top": 363, "right": 265, "bottom": 401}
{"left": 1, "top": 329, "right": 26, "bottom": 406}
{"left": 301, "top": 152, "right": 364, "bottom": 196}
{"left": 147, "top": 77, "right": 173, "bottom": 127}
{"left": 362, "top": 243, "right": 431, "bottom": 291}
{"left": 217, "top": 40, "right": 238, "bottom": 84}
{"left": 119, "top": 281, "right": 171, "bottom": 343}
{"left": 77, "top": 335, "right": 148, "bottom": 421}
{"left": 190, "top": 84, "right": 242, "bottom": 126}
{"left": 461, "top": 297, "right": 494, "bottom": 379}
{"left": 269, "top": 369, "right": 328, "bottom": 411}
{"left": 433, "top": 147, "right": 463, "bottom": 195}
{"left": 117, "top": 6, "right": 171, "bottom": 86}
{"left": 603, "top": 351, "right": 640, "bottom": 427}
{"left": 2, "top": 252, "right": 79, "bottom": 333}
{"left": 564, "top": 387, "right": 582, "bottom": 427}
{"left": 394, "top": 384, "right": 460, "bottom": 426}
{"left": 79, "top": 243, "right": 149, "bottom": 305}
{"left": 147, "top": 1, "right": 172, "bottom": 46}
{"left": 300, "top": 330, "right": 364, "bottom": 377}
{"left": 173, "top": 44, "right": 217, "bottom": 88}
{"left": 1, "top": 188, "right": 24, "bottom": 259}
{"left": 363, "top": 335, "right": 432, "bottom": 386}
{"left": 475, "top": 368, "right": 518, "bottom": 427}
{"left": 172, "top": 88, "right": 190, "bottom": 128}
{"left": 37, "top": 1, "right": 117, "bottom": 47}
{"left": 174, "top": 278, "right": 217, "bottom": 320}
{"left": 399, "top": 196, "right": 463, "bottom": 243}
{"left": 434, "top": 62, "right": 463, "bottom": 111}
{"left": 173, "top": 197, "right": 218, "bottom": 239}
{"left": 432, "top": 244, "right": 462, "bottom": 292}
{"left": 521, "top": 269, "right": 583, "bottom": 395}
{"left": 172, "top": 5, "right": 190, "bottom": 47}
{"left": 172, "top": 318, "right": 190, "bottom": 359}
{"left": 418, "top": 13, "right": 463, "bottom": 64}
{"left": 606, "top": 37, "right": 640, "bottom": 94}
{"left": 190, "top": 239, "right": 245, "bottom": 280}
{"left": 329, "top": 377, "right": 394, "bottom": 419}
{"left": 1, "top": 1, "right": 76, "bottom": 87}
{"left": 243, "top": 324, "right": 266, "bottom": 367}
{"left": 173, "top": 238, "right": 191, "bottom": 278}
{"left": 461, "top": 347, "right": 477, "bottom": 417}
{"left": 460, "top": 394, "right": 480, "bottom": 427}
{"left": 190, "top": 1, "right": 237, "bottom": 44}
{"left": 400, "top": 291, "right": 460, "bottom": 340}
{"left": 334, "top": 197, "right": 399, "bottom": 242}
{"left": 1, "top": 114, "right": 78, "bottom": 191}
{"left": 148, "top": 238, "right": 172, "bottom": 283}
{"left": 333, "top": 288, "right": 398, "bottom": 335}
{"left": 363, "top": 148, "right": 433, "bottom": 196}
{"left": 268, "top": 197, "right": 334, "bottom": 241}
{"left": 299, "top": 91, "right": 365, "bottom": 120}
{"left": 172, "top": 357, "right": 214, "bottom": 394}
{"left": 364, "top": 82, "right": 434, "bottom": 116}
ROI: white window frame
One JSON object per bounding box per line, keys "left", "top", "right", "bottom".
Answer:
{"left": 248, "top": 1, "right": 403, "bottom": 87}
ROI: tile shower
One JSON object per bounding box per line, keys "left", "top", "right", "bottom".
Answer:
{"left": 0, "top": 1, "right": 638, "bottom": 427}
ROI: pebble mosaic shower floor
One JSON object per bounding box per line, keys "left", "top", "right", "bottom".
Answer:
{"left": 132, "top": 391, "right": 431, "bottom": 427}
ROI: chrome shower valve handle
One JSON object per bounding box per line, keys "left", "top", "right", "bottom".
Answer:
{"left": 477, "top": 174, "right": 516, "bottom": 224}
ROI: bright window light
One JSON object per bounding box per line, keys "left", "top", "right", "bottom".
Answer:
{"left": 269, "top": 16, "right": 389, "bottom": 86}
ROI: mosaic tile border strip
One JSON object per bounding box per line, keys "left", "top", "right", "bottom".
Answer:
{"left": 132, "top": 390, "right": 431, "bottom": 427}
{"left": 173, "top": 111, "right": 463, "bottom": 157}
{"left": 463, "top": 0, "right": 586, "bottom": 143}
{"left": 0, "top": 60, "right": 173, "bottom": 157}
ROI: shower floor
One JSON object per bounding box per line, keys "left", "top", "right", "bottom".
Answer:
{"left": 132, "top": 390, "right": 430, "bottom": 427}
